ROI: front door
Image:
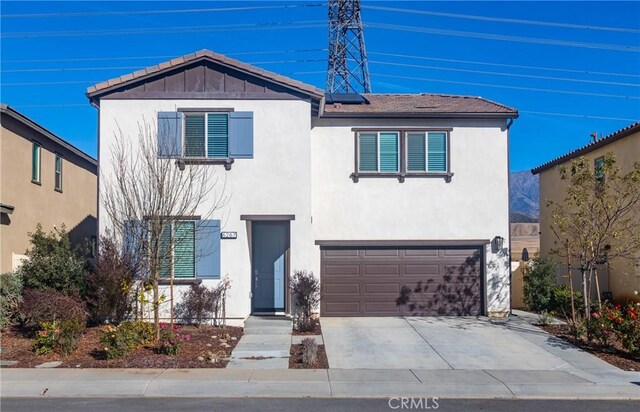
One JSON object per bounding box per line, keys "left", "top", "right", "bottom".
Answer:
{"left": 251, "top": 221, "right": 289, "bottom": 313}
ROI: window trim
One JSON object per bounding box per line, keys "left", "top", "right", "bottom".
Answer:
{"left": 357, "top": 131, "right": 400, "bottom": 173}
{"left": 54, "top": 153, "right": 63, "bottom": 193}
{"left": 351, "top": 129, "right": 453, "bottom": 183}
{"left": 181, "top": 111, "right": 230, "bottom": 160}
{"left": 31, "top": 141, "right": 42, "bottom": 185}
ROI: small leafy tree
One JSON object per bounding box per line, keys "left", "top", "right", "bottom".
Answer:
{"left": 18, "top": 224, "right": 88, "bottom": 296}
{"left": 522, "top": 256, "right": 557, "bottom": 312}
{"left": 85, "top": 234, "right": 136, "bottom": 325}
{"left": 290, "top": 270, "right": 320, "bottom": 332}
{"left": 175, "top": 284, "right": 215, "bottom": 325}
{"left": 547, "top": 153, "right": 640, "bottom": 319}
{"left": 0, "top": 272, "right": 23, "bottom": 328}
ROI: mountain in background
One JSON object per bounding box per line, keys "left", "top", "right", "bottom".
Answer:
{"left": 510, "top": 170, "right": 539, "bottom": 223}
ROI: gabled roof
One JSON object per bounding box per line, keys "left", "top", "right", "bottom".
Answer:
{"left": 0, "top": 103, "right": 97, "bottom": 166}
{"left": 320, "top": 93, "right": 518, "bottom": 119}
{"left": 531, "top": 121, "right": 640, "bottom": 175}
{"left": 86, "top": 49, "right": 324, "bottom": 101}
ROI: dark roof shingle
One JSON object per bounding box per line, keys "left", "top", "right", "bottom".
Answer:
{"left": 321, "top": 93, "right": 518, "bottom": 118}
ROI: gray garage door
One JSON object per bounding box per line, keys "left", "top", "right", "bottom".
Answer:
{"left": 320, "top": 246, "right": 483, "bottom": 316}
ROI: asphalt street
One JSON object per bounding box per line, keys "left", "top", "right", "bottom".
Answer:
{"left": 2, "top": 397, "right": 640, "bottom": 412}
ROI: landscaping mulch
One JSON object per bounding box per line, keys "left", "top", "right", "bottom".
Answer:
{"left": 291, "top": 320, "right": 322, "bottom": 336}
{"left": 288, "top": 343, "right": 328, "bottom": 369}
{"left": 540, "top": 324, "right": 640, "bottom": 371}
{"left": 0, "top": 324, "right": 243, "bottom": 368}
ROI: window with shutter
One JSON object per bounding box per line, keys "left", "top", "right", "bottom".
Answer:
{"left": 427, "top": 132, "right": 447, "bottom": 172}
{"left": 407, "top": 133, "right": 426, "bottom": 172}
{"left": 358, "top": 133, "right": 378, "bottom": 172}
{"left": 379, "top": 132, "right": 399, "bottom": 172}
{"left": 158, "top": 224, "right": 172, "bottom": 278}
{"left": 174, "top": 221, "right": 195, "bottom": 278}
{"left": 207, "top": 113, "right": 229, "bottom": 158}
{"left": 184, "top": 114, "right": 206, "bottom": 157}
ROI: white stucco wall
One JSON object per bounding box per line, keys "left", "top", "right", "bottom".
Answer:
{"left": 310, "top": 118, "right": 512, "bottom": 314}
{"left": 98, "top": 98, "right": 314, "bottom": 323}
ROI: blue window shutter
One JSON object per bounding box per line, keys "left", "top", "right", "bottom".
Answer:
{"left": 228, "top": 111, "right": 254, "bottom": 159}
{"left": 428, "top": 132, "right": 447, "bottom": 172}
{"left": 207, "top": 113, "right": 229, "bottom": 158}
{"left": 379, "top": 132, "right": 399, "bottom": 172}
{"left": 174, "top": 221, "right": 195, "bottom": 278}
{"left": 407, "top": 133, "right": 426, "bottom": 172}
{"left": 359, "top": 133, "right": 377, "bottom": 172}
{"left": 195, "top": 220, "right": 221, "bottom": 279}
{"left": 184, "top": 114, "right": 205, "bottom": 157}
{"left": 157, "top": 112, "right": 182, "bottom": 158}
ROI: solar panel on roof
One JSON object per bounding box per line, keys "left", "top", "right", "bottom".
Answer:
{"left": 325, "top": 93, "right": 368, "bottom": 104}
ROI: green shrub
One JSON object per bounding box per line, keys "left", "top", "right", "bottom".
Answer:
{"left": 19, "top": 289, "right": 87, "bottom": 327}
{"left": 523, "top": 256, "right": 557, "bottom": 312}
{"left": 18, "top": 224, "right": 88, "bottom": 296}
{"left": 549, "top": 284, "right": 582, "bottom": 317}
{"left": 33, "top": 320, "right": 84, "bottom": 356}
{"left": 0, "top": 272, "right": 23, "bottom": 329}
{"left": 100, "top": 321, "right": 154, "bottom": 359}
{"left": 85, "top": 236, "right": 136, "bottom": 325}
{"left": 290, "top": 270, "right": 320, "bottom": 332}
{"left": 588, "top": 302, "right": 640, "bottom": 354}
{"left": 301, "top": 337, "right": 318, "bottom": 367}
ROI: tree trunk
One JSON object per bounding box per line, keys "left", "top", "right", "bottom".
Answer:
{"left": 153, "top": 275, "right": 160, "bottom": 341}
{"left": 169, "top": 260, "right": 174, "bottom": 328}
{"left": 594, "top": 267, "right": 602, "bottom": 310}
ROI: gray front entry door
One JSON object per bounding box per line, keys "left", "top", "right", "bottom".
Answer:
{"left": 251, "top": 222, "right": 288, "bottom": 313}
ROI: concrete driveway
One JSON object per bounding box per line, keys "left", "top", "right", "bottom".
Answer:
{"left": 321, "top": 316, "right": 602, "bottom": 370}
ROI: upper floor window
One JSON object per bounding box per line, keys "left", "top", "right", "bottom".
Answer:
{"left": 31, "top": 142, "right": 41, "bottom": 184}
{"left": 354, "top": 130, "right": 450, "bottom": 182}
{"left": 406, "top": 132, "right": 448, "bottom": 173}
{"left": 358, "top": 132, "right": 399, "bottom": 173}
{"left": 54, "top": 154, "right": 63, "bottom": 192}
{"left": 594, "top": 156, "right": 605, "bottom": 189}
{"left": 184, "top": 113, "right": 229, "bottom": 159}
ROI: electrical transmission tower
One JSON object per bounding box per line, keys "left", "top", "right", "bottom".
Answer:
{"left": 326, "top": 0, "right": 372, "bottom": 94}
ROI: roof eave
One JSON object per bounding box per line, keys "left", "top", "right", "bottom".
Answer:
{"left": 531, "top": 121, "right": 640, "bottom": 175}
{"left": 319, "top": 111, "right": 519, "bottom": 119}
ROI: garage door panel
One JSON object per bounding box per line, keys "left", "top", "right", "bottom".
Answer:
{"left": 321, "top": 246, "right": 483, "bottom": 317}
{"left": 324, "top": 264, "right": 360, "bottom": 277}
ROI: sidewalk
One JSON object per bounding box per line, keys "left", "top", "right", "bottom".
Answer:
{"left": 1, "top": 367, "right": 639, "bottom": 399}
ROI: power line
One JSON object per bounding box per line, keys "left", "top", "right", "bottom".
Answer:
{"left": 363, "top": 5, "right": 640, "bottom": 34}
{"left": 1, "top": 80, "right": 101, "bottom": 86}
{"left": 374, "top": 73, "right": 640, "bottom": 100}
{"left": 1, "top": 20, "right": 326, "bottom": 38}
{"left": 2, "top": 49, "right": 327, "bottom": 64}
{"left": 367, "top": 22, "right": 640, "bottom": 52}
{"left": 0, "top": 59, "right": 324, "bottom": 73}
{"left": 1, "top": 4, "right": 327, "bottom": 18}
{"left": 519, "top": 111, "right": 639, "bottom": 122}
{"left": 368, "top": 60, "right": 640, "bottom": 87}
{"left": 369, "top": 52, "right": 640, "bottom": 79}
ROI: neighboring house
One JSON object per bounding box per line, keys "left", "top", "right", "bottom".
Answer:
{"left": 87, "top": 50, "right": 517, "bottom": 323}
{"left": 0, "top": 104, "right": 98, "bottom": 273}
{"left": 532, "top": 122, "right": 640, "bottom": 303}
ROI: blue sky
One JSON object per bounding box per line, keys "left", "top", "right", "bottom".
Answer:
{"left": 1, "top": 1, "right": 639, "bottom": 171}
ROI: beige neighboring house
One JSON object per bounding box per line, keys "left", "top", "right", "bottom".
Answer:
{"left": 532, "top": 122, "right": 640, "bottom": 303}
{"left": 0, "top": 104, "right": 97, "bottom": 273}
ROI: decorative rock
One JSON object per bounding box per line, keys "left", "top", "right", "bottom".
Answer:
{"left": 231, "top": 337, "right": 237, "bottom": 340}
{"left": 75, "top": 364, "right": 81, "bottom": 368}
{"left": 0, "top": 360, "right": 18, "bottom": 366}
{"left": 206, "top": 343, "right": 212, "bottom": 347}
{"left": 211, "top": 336, "right": 217, "bottom": 339}
{"left": 197, "top": 356, "right": 205, "bottom": 362}
{"left": 35, "top": 361, "right": 63, "bottom": 368}
{"left": 221, "top": 343, "right": 231, "bottom": 348}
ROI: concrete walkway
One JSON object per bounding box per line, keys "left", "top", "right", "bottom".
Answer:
{"left": 227, "top": 316, "right": 292, "bottom": 369}
{"left": 1, "top": 368, "right": 639, "bottom": 399}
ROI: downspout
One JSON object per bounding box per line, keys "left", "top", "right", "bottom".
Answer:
{"left": 506, "top": 116, "right": 514, "bottom": 317}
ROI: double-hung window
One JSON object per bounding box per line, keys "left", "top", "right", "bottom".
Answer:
{"left": 32, "top": 142, "right": 41, "bottom": 184}
{"left": 184, "top": 113, "right": 229, "bottom": 159}
{"left": 54, "top": 154, "right": 63, "bottom": 192}
{"left": 158, "top": 221, "right": 196, "bottom": 279}
{"left": 358, "top": 132, "right": 400, "bottom": 173}
{"left": 406, "top": 132, "right": 448, "bottom": 173}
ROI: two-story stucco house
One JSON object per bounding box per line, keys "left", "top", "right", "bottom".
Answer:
{"left": 0, "top": 104, "right": 98, "bottom": 273}
{"left": 88, "top": 50, "right": 517, "bottom": 323}
{"left": 532, "top": 122, "right": 640, "bottom": 304}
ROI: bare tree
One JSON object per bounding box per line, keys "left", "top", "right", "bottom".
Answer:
{"left": 102, "top": 117, "right": 227, "bottom": 339}
{"left": 547, "top": 153, "right": 640, "bottom": 320}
